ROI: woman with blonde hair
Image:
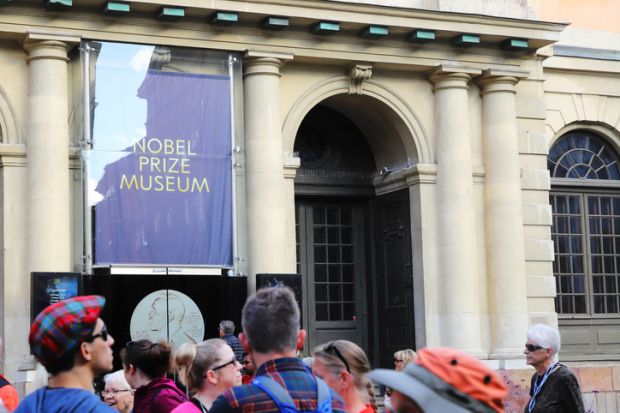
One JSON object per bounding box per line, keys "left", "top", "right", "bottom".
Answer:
{"left": 312, "top": 340, "right": 376, "bottom": 413}
{"left": 384, "top": 348, "right": 417, "bottom": 410}
{"left": 392, "top": 349, "right": 417, "bottom": 371}
{"left": 172, "top": 339, "right": 242, "bottom": 413}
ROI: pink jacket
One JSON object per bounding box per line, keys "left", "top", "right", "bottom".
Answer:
{"left": 171, "top": 401, "right": 202, "bottom": 413}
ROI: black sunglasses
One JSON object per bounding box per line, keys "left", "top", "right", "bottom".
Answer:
{"left": 212, "top": 357, "right": 237, "bottom": 371}
{"left": 323, "top": 342, "right": 351, "bottom": 373}
{"left": 85, "top": 325, "right": 108, "bottom": 343}
{"left": 525, "top": 343, "right": 545, "bottom": 352}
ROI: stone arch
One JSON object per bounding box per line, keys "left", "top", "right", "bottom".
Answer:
{"left": 282, "top": 76, "right": 431, "bottom": 167}
{"left": 0, "top": 86, "right": 22, "bottom": 144}
{"left": 548, "top": 121, "right": 620, "bottom": 157}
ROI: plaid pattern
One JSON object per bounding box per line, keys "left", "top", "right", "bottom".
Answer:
{"left": 212, "top": 357, "right": 346, "bottom": 413}
{"left": 29, "top": 295, "right": 105, "bottom": 369}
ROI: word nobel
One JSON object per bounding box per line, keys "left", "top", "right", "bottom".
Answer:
{"left": 119, "top": 138, "right": 210, "bottom": 193}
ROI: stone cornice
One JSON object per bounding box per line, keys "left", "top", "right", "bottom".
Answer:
{"left": 0, "top": 1, "right": 566, "bottom": 69}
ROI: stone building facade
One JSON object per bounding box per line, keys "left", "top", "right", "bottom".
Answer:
{"left": 0, "top": 1, "right": 618, "bottom": 410}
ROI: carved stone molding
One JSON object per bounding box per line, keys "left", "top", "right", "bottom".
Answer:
{"left": 348, "top": 64, "right": 372, "bottom": 95}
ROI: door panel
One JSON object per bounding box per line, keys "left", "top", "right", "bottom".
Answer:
{"left": 375, "top": 189, "right": 415, "bottom": 368}
{"left": 297, "top": 200, "right": 366, "bottom": 351}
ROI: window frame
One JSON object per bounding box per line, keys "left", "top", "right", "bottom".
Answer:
{"left": 551, "top": 185, "right": 620, "bottom": 319}
{"left": 550, "top": 129, "right": 620, "bottom": 319}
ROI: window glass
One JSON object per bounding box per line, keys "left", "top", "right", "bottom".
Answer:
{"left": 550, "top": 131, "right": 620, "bottom": 316}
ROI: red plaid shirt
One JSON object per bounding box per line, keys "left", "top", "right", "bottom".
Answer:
{"left": 210, "top": 357, "right": 346, "bottom": 413}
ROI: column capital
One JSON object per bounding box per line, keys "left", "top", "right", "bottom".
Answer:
{"left": 243, "top": 50, "right": 294, "bottom": 78}
{"left": 477, "top": 68, "right": 529, "bottom": 95}
{"left": 429, "top": 65, "right": 481, "bottom": 90}
{"left": 22, "top": 31, "right": 80, "bottom": 63}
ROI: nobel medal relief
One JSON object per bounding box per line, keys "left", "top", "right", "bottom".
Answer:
{"left": 130, "top": 289, "right": 205, "bottom": 348}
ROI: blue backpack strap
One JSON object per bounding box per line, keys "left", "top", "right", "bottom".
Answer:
{"left": 252, "top": 376, "right": 297, "bottom": 412}
{"left": 315, "top": 377, "right": 332, "bottom": 413}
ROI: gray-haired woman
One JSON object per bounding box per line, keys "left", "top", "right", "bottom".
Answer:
{"left": 524, "top": 324, "right": 584, "bottom": 413}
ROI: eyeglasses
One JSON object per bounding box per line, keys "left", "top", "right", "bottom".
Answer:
{"left": 525, "top": 343, "right": 545, "bottom": 352}
{"left": 85, "top": 325, "right": 108, "bottom": 343}
{"left": 394, "top": 359, "right": 404, "bottom": 363}
{"left": 323, "top": 342, "right": 350, "bottom": 373}
{"left": 102, "top": 389, "right": 131, "bottom": 396}
{"left": 212, "top": 357, "right": 237, "bottom": 371}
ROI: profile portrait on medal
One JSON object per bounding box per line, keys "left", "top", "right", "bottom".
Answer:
{"left": 130, "top": 289, "right": 205, "bottom": 348}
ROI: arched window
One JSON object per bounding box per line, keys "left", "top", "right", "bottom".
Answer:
{"left": 549, "top": 131, "right": 620, "bottom": 315}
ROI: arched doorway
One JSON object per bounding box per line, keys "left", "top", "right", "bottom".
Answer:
{"left": 293, "top": 96, "right": 416, "bottom": 368}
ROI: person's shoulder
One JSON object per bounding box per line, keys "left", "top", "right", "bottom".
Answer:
{"left": 0, "top": 379, "right": 19, "bottom": 411}
{"left": 555, "top": 364, "right": 578, "bottom": 379}
{"left": 209, "top": 393, "right": 234, "bottom": 413}
{"left": 15, "top": 388, "right": 115, "bottom": 413}
{"left": 171, "top": 401, "right": 201, "bottom": 413}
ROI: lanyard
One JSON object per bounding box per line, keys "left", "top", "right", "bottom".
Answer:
{"left": 528, "top": 362, "right": 558, "bottom": 412}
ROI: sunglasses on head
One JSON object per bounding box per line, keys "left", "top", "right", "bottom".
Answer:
{"left": 323, "top": 342, "right": 351, "bottom": 373}
{"left": 126, "top": 340, "right": 157, "bottom": 351}
{"left": 525, "top": 343, "right": 545, "bottom": 352}
{"left": 85, "top": 325, "right": 108, "bottom": 343}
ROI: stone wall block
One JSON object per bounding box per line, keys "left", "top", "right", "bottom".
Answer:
{"left": 526, "top": 275, "right": 556, "bottom": 297}
{"left": 582, "top": 393, "right": 597, "bottom": 413}
{"left": 522, "top": 203, "right": 552, "bottom": 226}
{"left": 613, "top": 366, "right": 620, "bottom": 391}
{"left": 521, "top": 168, "right": 550, "bottom": 190}
{"left": 519, "top": 132, "right": 549, "bottom": 155}
{"left": 524, "top": 239, "right": 554, "bottom": 261}
{"left": 580, "top": 367, "right": 614, "bottom": 393}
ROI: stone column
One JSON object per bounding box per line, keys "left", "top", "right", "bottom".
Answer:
{"left": 23, "top": 33, "right": 78, "bottom": 273}
{"left": 430, "top": 66, "right": 483, "bottom": 355}
{"left": 479, "top": 70, "right": 529, "bottom": 359}
{"left": 243, "top": 51, "right": 293, "bottom": 286}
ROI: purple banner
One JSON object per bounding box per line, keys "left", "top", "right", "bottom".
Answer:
{"left": 93, "top": 71, "right": 232, "bottom": 266}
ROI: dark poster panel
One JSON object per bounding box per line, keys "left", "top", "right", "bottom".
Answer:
{"left": 256, "top": 273, "right": 302, "bottom": 325}
{"left": 31, "top": 272, "right": 83, "bottom": 323}
{"left": 84, "top": 270, "right": 247, "bottom": 371}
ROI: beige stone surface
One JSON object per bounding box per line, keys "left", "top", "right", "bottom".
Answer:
{"left": 524, "top": 239, "right": 554, "bottom": 262}
{"left": 580, "top": 367, "right": 614, "bottom": 393}
{"left": 520, "top": 168, "right": 550, "bottom": 191}
{"left": 522, "top": 203, "right": 552, "bottom": 226}
{"left": 612, "top": 366, "right": 620, "bottom": 391}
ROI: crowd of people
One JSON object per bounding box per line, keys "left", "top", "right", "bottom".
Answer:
{"left": 0, "top": 287, "right": 585, "bottom": 413}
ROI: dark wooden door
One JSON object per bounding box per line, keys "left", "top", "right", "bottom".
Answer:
{"left": 296, "top": 199, "right": 367, "bottom": 352}
{"left": 374, "top": 189, "right": 415, "bottom": 368}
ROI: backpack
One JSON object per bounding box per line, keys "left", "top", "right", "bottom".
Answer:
{"left": 252, "top": 376, "right": 332, "bottom": 413}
